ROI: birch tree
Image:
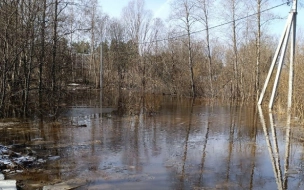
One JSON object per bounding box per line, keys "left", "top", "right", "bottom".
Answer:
{"left": 221, "top": 0, "right": 245, "bottom": 100}
{"left": 254, "top": 0, "right": 272, "bottom": 100}
{"left": 195, "top": 0, "right": 216, "bottom": 98}
{"left": 170, "top": 0, "right": 197, "bottom": 97}
{"left": 82, "top": 0, "right": 108, "bottom": 88}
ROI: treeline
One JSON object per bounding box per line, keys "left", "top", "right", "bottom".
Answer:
{"left": 0, "top": 0, "right": 303, "bottom": 118}
{"left": 0, "top": 0, "right": 74, "bottom": 117}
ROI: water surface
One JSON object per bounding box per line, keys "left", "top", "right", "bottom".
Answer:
{"left": 1, "top": 95, "right": 304, "bottom": 190}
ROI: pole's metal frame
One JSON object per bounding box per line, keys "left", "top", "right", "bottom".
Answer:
{"left": 268, "top": 21, "right": 292, "bottom": 109}
{"left": 258, "top": 14, "right": 292, "bottom": 106}
{"left": 288, "top": 0, "right": 297, "bottom": 112}
{"left": 258, "top": 0, "right": 298, "bottom": 111}
{"left": 257, "top": 106, "right": 283, "bottom": 190}
{"left": 258, "top": 105, "right": 292, "bottom": 189}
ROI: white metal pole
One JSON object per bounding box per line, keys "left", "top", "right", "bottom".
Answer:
{"left": 72, "top": 53, "right": 74, "bottom": 82}
{"left": 287, "top": 0, "right": 297, "bottom": 112}
{"left": 81, "top": 47, "right": 84, "bottom": 81}
{"left": 100, "top": 43, "right": 102, "bottom": 111}
{"left": 258, "top": 14, "right": 293, "bottom": 105}
{"left": 268, "top": 16, "right": 293, "bottom": 110}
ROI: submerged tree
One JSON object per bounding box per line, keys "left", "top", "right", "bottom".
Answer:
{"left": 170, "top": 0, "right": 197, "bottom": 97}
{"left": 121, "top": 0, "right": 152, "bottom": 92}
{"left": 195, "top": 0, "right": 216, "bottom": 98}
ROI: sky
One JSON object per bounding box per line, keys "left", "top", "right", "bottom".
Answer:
{"left": 268, "top": 1, "right": 303, "bottom": 36}
{"left": 99, "top": 0, "right": 171, "bottom": 19}
{"left": 98, "top": 0, "right": 303, "bottom": 37}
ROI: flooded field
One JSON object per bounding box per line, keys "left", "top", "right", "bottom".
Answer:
{"left": 1, "top": 93, "right": 304, "bottom": 190}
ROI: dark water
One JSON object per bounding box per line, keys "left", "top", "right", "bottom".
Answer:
{"left": 1, "top": 94, "right": 304, "bottom": 190}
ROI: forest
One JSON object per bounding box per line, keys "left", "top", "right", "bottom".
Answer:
{"left": 0, "top": 0, "right": 304, "bottom": 118}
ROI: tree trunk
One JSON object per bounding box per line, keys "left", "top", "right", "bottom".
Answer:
{"left": 204, "top": 14, "right": 214, "bottom": 98}
{"left": 0, "top": 63, "right": 7, "bottom": 115}
{"left": 39, "top": 0, "right": 46, "bottom": 104}
{"left": 187, "top": 30, "right": 195, "bottom": 97}
{"left": 255, "top": 0, "right": 261, "bottom": 100}
{"left": 52, "top": 0, "right": 58, "bottom": 92}
{"left": 232, "top": 18, "right": 239, "bottom": 99}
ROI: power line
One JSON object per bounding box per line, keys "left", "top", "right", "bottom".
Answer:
{"left": 72, "top": 1, "right": 288, "bottom": 55}
{"left": 138, "top": 2, "right": 288, "bottom": 45}
{"left": 95, "top": 2, "right": 289, "bottom": 55}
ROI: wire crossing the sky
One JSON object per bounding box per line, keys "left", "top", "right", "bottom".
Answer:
{"left": 137, "top": 2, "right": 289, "bottom": 45}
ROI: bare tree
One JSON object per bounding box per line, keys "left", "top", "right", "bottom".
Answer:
{"left": 148, "top": 18, "right": 167, "bottom": 92}
{"left": 108, "top": 18, "right": 126, "bottom": 89}
{"left": 255, "top": 0, "right": 262, "bottom": 100}
{"left": 82, "top": 0, "right": 108, "bottom": 88}
{"left": 170, "top": 0, "right": 197, "bottom": 97}
{"left": 254, "top": 0, "right": 272, "bottom": 100}
{"left": 221, "top": 0, "right": 245, "bottom": 100}
{"left": 121, "top": 0, "right": 152, "bottom": 92}
{"left": 121, "top": 0, "right": 152, "bottom": 45}
{"left": 195, "top": 0, "right": 216, "bottom": 98}
{"left": 39, "top": 0, "right": 47, "bottom": 106}
{"left": 51, "top": 0, "right": 59, "bottom": 91}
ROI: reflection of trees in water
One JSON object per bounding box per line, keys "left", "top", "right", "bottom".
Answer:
{"left": 47, "top": 98, "right": 302, "bottom": 189}
{"left": 115, "top": 92, "right": 163, "bottom": 116}
{"left": 58, "top": 90, "right": 164, "bottom": 117}
{"left": 166, "top": 104, "right": 265, "bottom": 189}
{"left": 121, "top": 113, "right": 142, "bottom": 172}
{"left": 249, "top": 106, "right": 258, "bottom": 190}
{"left": 179, "top": 98, "right": 194, "bottom": 189}
{"left": 197, "top": 107, "right": 210, "bottom": 187}
{"left": 1, "top": 89, "right": 69, "bottom": 118}
{"left": 283, "top": 111, "right": 291, "bottom": 190}
{"left": 258, "top": 106, "right": 293, "bottom": 190}
{"left": 151, "top": 114, "right": 161, "bottom": 157}
{"left": 225, "top": 105, "right": 237, "bottom": 183}
{"left": 5, "top": 94, "right": 302, "bottom": 189}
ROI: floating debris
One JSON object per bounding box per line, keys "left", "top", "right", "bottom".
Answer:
{"left": 0, "top": 144, "right": 46, "bottom": 173}
{"left": 48, "top": 156, "right": 60, "bottom": 161}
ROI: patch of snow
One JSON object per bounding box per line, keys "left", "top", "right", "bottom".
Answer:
{"left": 0, "top": 180, "right": 17, "bottom": 190}
{"left": 0, "top": 173, "right": 4, "bottom": 180}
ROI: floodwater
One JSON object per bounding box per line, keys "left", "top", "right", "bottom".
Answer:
{"left": 1, "top": 94, "right": 304, "bottom": 190}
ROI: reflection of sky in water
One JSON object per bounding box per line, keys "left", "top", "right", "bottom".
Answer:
{"left": 1, "top": 97, "right": 304, "bottom": 189}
